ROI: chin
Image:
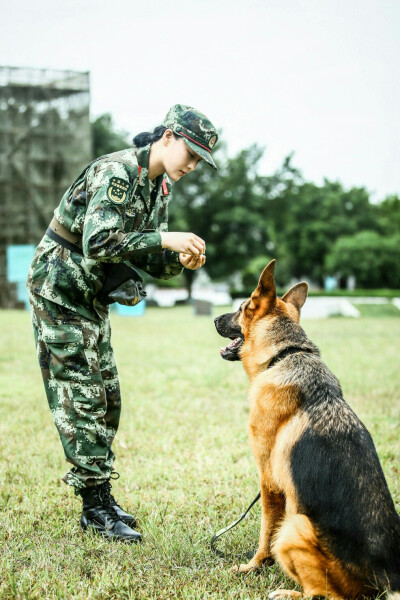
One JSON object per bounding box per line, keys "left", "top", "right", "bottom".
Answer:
{"left": 167, "top": 172, "right": 180, "bottom": 182}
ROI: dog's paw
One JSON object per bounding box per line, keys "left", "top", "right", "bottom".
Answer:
{"left": 269, "top": 589, "right": 302, "bottom": 599}
{"left": 231, "top": 561, "right": 260, "bottom": 574}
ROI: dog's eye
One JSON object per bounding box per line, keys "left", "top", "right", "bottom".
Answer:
{"left": 244, "top": 302, "right": 255, "bottom": 316}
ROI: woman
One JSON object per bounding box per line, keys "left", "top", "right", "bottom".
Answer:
{"left": 27, "top": 104, "right": 218, "bottom": 543}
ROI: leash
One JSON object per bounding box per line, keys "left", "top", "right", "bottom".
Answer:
{"left": 210, "top": 491, "right": 261, "bottom": 560}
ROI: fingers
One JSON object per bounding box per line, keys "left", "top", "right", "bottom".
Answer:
{"left": 187, "top": 255, "right": 203, "bottom": 269}
{"left": 188, "top": 234, "right": 205, "bottom": 256}
{"left": 179, "top": 253, "right": 206, "bottom": 270}
{"left": 161, "top": 232, "right": 206, "bottom": 256}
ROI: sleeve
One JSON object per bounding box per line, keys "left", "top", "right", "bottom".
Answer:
{"left": 82, "top": 161, "right": 163, "bottom": 263}
{"left": 128, "top": 200, "right": 183, "bottom": 279}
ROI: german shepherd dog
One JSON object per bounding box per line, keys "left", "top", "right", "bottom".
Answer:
{"left": 214, "top": 260, "right": 400, "bottom": 599}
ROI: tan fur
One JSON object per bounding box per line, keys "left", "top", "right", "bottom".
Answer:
{"left": 272, "top": 514, "right": 366, "bottom": 599}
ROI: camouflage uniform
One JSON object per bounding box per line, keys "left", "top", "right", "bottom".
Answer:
{"left": 27, "top": 143, "right": 183, "bottom": 491}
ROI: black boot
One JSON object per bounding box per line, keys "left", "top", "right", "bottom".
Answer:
{"left": 79, "top": 484, "right": 142, "bottom": 544}
{"left": 100, "top": 479, "right": 137, "bottom": 528}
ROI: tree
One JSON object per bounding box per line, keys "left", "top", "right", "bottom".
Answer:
{"left": 376, "top": 195, "right": 400, "bottom": 237}
{"left": 325, "top": 231, "right": 400, "bottom": 288}
{"left": 263, "top": 179, "right": 378, "bottom": 285}
{"left": 170, "top": 144, "right": 278, "bottom": 295}
{"left": 91, "top": 113, "right": 130, "bottom": 158}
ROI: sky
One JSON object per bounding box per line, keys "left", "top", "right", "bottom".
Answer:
{"left": 1, "top": 0, "right": 399, "bottom": 200}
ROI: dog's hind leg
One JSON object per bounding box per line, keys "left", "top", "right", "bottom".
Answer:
{"left": 270, "top": 514, "right": 363, "bottom": 600}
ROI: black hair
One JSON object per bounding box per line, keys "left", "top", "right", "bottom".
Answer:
{"left": 132, "top": 125, "right": 179, "bottom": 148}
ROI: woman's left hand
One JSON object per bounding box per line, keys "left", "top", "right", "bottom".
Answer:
{"left": 179, "top": 253, "right": 206, "bottom": 270}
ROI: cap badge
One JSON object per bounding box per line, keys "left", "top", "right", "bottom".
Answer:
{"left": 209, "top": 135, "right": 217, "bottom": 149}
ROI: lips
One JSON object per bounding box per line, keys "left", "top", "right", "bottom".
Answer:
{"left": 220, "top": 336, "right": 244, "bottom": 361}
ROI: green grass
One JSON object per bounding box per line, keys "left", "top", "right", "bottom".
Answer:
{"left": 0, "top": 307, "right": 399, "bottom": 599}
{"left": 353, "top": 303, "right": 400, "bottom": 318}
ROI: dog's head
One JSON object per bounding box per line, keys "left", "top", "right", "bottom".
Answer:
{"left": 214, "top": 260, "right": 308, "bottom": 362}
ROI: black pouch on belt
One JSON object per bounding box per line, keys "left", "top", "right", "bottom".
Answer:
{"left": 45, "top": 217, "right": 146, "bottom": 307}
{"left": 97, "top": 263, "right": 147, "bottom": 306}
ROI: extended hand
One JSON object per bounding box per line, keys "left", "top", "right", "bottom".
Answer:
{"left": 161, "top": 232, "right": 205, "bottom": 256}
{"left": 179, "top": 253, "right": 206, "bottom": 270}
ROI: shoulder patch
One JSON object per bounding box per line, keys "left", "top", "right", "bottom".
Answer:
{"left": 107, "top": 177, "right": 131, "bottom": 204}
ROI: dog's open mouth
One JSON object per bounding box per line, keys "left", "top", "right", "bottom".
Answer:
{"left": 220, "top": 336, "right": 244, "bottom": 361}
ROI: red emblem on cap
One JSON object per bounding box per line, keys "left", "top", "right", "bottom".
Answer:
{"left": 209, "top": 135, "right": 217, "bottom": 149}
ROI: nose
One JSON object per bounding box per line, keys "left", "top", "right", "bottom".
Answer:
{"left": 187, "top": 159, "right": 199, "bottom": 171}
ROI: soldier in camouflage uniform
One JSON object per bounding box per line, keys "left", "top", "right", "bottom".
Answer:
{"left": 27, "top": 104, "right": 218, "bottom": 543}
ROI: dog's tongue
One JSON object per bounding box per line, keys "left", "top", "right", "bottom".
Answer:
{"left": 220, "top": 337, "right": 242, "bottom": 355}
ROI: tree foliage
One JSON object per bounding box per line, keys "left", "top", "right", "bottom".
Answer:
{"left": 91, "top": 113, "right": 130, "bottom": 158}
{"left": 170, "top": 144, "right": 299, "bottom": 291}
{"left": 265, "top": 179, "right": 379, "bottom": 285}
{"left": 90, "top": 114, "right": 400, "bottom": 290}
{"left": 325, "top": 231, "right": 400, "bottom": 288}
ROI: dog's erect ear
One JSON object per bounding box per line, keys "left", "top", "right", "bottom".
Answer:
{"left": 281, "top": 282, "right": 308, "bottom": 312}
{"left": 250, "top": 260, "right": 277, "bottom": 308}
{"left": 258, "top": 260, "right": 276, "bottom": 296}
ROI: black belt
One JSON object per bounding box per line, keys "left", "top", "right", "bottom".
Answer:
{"left": 46, "top": 216, "right": 83, "bottom": 255}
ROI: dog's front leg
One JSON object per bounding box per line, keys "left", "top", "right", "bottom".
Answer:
{"left": 232, "top": 481, "right": 284, "bottom": 573}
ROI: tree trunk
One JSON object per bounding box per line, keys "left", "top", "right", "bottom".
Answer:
{"left": 183, "top": 269, "right": 196, "bottom": 300}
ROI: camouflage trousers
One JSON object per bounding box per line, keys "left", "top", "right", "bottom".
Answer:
{"left": 29, "top": 292, "right": 121, "bottom": 492}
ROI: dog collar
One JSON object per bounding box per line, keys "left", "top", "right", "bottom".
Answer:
{"left": 267, "top": 346, "right": 313, "bottom": 370}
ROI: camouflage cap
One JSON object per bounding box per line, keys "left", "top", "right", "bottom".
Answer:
{"left": 162, "top": 104, "right": 218, "bottom": 171}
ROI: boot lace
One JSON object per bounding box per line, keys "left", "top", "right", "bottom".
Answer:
{"left": 99, "top": 479, "right": 122, "bottom": 511}
{"left": 83, "top": 484, "right": 120, "bottom": 523}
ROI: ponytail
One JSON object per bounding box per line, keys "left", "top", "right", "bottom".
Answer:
{"left": 133, "top": 125, "right": 166, "bottom": 148}
{"left": 132, "top": 125, "right": 179, "bottom": 148}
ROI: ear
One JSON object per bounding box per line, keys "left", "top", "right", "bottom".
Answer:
{"left": 258, "top": 259, "right": 276, "bottom": 296}
{"left": 250, "top": 259, "right": 276, "bottom": 307}
{"left": 163, "top": 128, "right": 175, "bottom": 146}
{"left": 281, "top": 282, "right": 308, "bottom": 312}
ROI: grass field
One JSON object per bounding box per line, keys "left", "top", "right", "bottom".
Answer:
{"left": 0, "top": 307, "right": 399, "bottom": 600}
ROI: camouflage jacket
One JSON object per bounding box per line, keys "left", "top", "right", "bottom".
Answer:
{"left": 27, "top": 144, "right": 183, "bottom": 321}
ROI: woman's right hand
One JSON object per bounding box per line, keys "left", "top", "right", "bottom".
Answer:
{"left": 160, "top": 232, "right": 206, "bottom": 256}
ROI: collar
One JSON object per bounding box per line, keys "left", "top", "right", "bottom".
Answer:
{"left": 267, "top": 346, "right": 313, "bottom": 370}
{"left": 135, "top": 145, "right": 151, "bottom": 209}
{"left": 135, "top": 144, "right": 171, "bottom": 209}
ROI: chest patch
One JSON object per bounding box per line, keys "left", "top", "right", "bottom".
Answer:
{"left": 107, "top": 177, "right": 130, "bottom": 204}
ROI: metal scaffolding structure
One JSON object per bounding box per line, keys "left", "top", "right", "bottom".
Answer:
{"left": 0, "top": 66, "right": 92, "bottom": 306}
